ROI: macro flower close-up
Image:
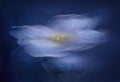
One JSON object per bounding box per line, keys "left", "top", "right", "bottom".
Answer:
{"left": 1, "top": 0, "right": 120, "bottom": 81}
{"left": 10, "top": 14, "right": 106, "bottom": 58}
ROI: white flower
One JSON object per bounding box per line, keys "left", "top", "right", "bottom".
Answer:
{"left": 10, "top": 14, "right": 106, "bottom": 58}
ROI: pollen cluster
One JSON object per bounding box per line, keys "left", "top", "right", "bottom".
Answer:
{"left": 51, "top": 35, "right": 65, "bottom": 42}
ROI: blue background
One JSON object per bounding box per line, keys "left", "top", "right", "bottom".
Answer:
{"left": 0, "top": 0, "right": 120, "bottom": 82}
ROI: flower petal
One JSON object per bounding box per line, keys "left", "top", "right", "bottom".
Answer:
{"left": 48, "top": 14, "right": 99, "bottom": 31}
{"left": 61, "top": 30, "right": 106, "bottom": 51}
{"left": 10, "top": 14, "right": 107, "bottom": 58}
{"left": 10, "top": 25, "right": 56, "bottom": 39}
{"left": 21, "top": 39, "right": 70, "bottom": 57}
{"left": 10, "top": 25, "right": 70, "bottom": 57}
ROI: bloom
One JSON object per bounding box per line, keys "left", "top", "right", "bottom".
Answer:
{"left": 10, "top": 14, "right": 106, "bottom": 58}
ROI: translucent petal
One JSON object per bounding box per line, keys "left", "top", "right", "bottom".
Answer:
{"left": 61, "top": 30, "right": 106, "bottom": 51}
{"left": 10, "top": 26, "right": 70, "bottom": 57}
{"left": 10, "top": 25, "right": 56, "bottom": 39}
{"left": 48, "top": 14, "right": 99, "bottom": 31}
{"left": 18, "top": 39, "right": 70, "bottom": 57}
{"left": 10, "top": 14, "right": 107, "bottom": 58}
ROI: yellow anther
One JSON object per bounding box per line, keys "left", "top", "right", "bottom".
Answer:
{"left": 61, "top": 35, "right": 65, "bottom": 40}
{"left": 52, "top": 35, "right": 65, "bottom": 41}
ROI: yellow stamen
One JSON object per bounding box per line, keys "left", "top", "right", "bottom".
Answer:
{"left": 52, "top": 35, "right": 65, "bottom": 41}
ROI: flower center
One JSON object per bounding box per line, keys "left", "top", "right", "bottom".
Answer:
{"left": 52, "top": 35, "right": 65, "bottom": 42}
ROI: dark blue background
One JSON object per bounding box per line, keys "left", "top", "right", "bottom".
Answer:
{"left": 0, "top": 0, "right": 120, "bottom": 82}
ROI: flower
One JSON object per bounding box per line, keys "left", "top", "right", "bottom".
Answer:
{"left": 10, "top": 14, "right": 106, "bottom": 58}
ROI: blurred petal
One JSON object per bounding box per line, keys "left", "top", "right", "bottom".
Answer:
{"left": 10, "top": 25, "right": 56, "bottom": 39}
{"left": 42, "top": 55, "right": 84, "bottom": 72}
{"left": 19, "top": 39, "right": 70, "bottom": 57}
{"left": 10, "top": 14, "right": 107, "bottom": 58}
{"left": 62, "top": 30, "right": 106, "bottom": 51}
{"left": 48, "top": 14, "right": 99, "bottom": 31}
{"left": 10, "top": 26, "right": 70, "bottom": 57}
